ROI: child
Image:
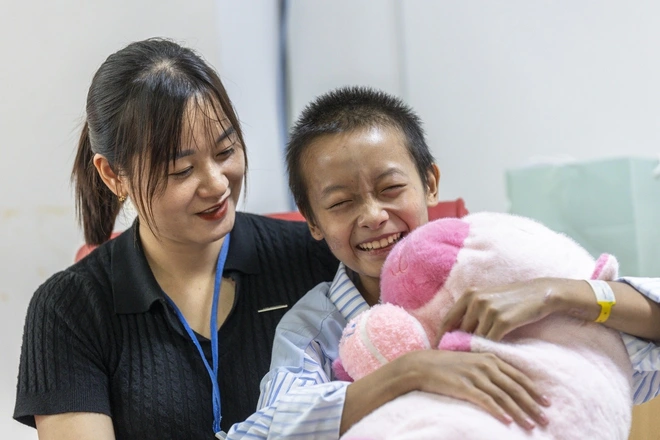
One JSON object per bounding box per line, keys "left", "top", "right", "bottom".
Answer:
{"left": 227, "top": 86, "right": 660, "bottom": 439}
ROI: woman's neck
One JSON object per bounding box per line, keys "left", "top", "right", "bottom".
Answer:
{"left": 138, "top": 222, "right": 223, "bottom": 289}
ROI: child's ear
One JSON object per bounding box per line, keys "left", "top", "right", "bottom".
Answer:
{"left": 425, "top": 164, "right": 440, "bottom": 206}
{"left": 307, "top": 221, "right": 325, "bottom": 241}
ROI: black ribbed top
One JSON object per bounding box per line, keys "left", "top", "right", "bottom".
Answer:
{"left": 14, "top": 212, "right": 338, "bottom": 439}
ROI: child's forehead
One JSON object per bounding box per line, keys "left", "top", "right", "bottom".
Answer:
{"left": 300, "top": 126, "right": 417, "bottom": 183}
{"left": 306, "top": 125, "right": 406, "bottom": 156}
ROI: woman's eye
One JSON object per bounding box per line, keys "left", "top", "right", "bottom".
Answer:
{"left": 169, "top": 167, "right": 192, "bottom": 178}
{"left": 217, "top": 147, "right": 235, "bottom": 158}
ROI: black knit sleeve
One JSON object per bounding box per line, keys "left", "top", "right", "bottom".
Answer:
{"left": 302, "top": 225, "right": 340, "bottom": 283}
{"left": 14, "top": 270, "right": 114, "bottom": 427}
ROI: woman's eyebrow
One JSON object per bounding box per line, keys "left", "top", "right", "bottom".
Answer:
{"left": 175, "top": 149, "right": 195, "bottom": 160}
{"left": 216, "top": 126, "right": 235, "bottom": 144}
{"left": 174, "top": 126, "right": 236, "bottom": 160}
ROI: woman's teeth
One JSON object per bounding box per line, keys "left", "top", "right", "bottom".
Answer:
{"left": 358, "top": 233, "right": 402, "bottom": 251}
{"left": 201, "top": 205, "right": 220, "bottom": 214}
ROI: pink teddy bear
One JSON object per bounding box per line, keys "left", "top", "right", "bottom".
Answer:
{"left": 335, "top": 212, "right": 632, "bottom": 440}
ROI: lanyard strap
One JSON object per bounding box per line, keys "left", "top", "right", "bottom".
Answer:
{"left": 164, "top": 234, "right": 231, "bottom": 434}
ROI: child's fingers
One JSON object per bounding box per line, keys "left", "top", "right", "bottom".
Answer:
{"left": 472, "top": 378, "right": 537, "bottom": 430}
{"left": 488, "top": 367, "right": 550, "bottom": 428}
{"left": 437, "top": 295, "right": 469, "bottom": 342}
{"left": 496, "top": 359, "right": 552, "bottom": 409}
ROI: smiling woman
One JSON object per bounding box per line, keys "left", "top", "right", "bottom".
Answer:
{"left": 13, "top": 38, "right": 338, "bottom": 440}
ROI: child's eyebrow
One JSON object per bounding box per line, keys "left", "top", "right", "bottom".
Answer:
{"left": 319, "top": 168, "right": 406, "bottom": 199}
{"left": 320, "top": 184, "right": 347, "bottom": 199}
{"left": 376, "top": 168, "right": 406, "bottom": 181}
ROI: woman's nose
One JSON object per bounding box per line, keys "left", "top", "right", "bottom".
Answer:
{"left": 198, "top": 163, "right": 229, "bottom": 198}
{"left": 357, "top": 200, "right": 389, "bottom": 230}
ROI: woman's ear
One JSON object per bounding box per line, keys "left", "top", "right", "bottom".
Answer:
{"left": 93, "top": 154, "right": 126, "bottom": 198}
{"left": 425, "top": 163, "right": 441, "bottom": 207}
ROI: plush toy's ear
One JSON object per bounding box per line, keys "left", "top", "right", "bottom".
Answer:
{"left": 381, "top": 218, "right": 470, "bottom": 309}
{"left": 332, "top": 358, "right": 353, "bottom": 382}
{"left": 591, "top": 254, "right": 619, "bottom": 281}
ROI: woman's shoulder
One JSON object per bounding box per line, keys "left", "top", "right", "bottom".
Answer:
{"left": 235, "top": 211, "right": 336, "bottom": 261}
{"left": 29, "top": 249, "right": 114, "bottom": 317}
{"left": 236, "top": 211, "right": 309, "bottom": 235}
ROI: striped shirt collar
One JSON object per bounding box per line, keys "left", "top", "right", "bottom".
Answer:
{"left": 327, "top": 263, "right": 370, "bottom": 322}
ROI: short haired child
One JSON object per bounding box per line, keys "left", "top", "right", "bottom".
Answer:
{"left": 227, "top": 86, "right": 550, "bottom": 438}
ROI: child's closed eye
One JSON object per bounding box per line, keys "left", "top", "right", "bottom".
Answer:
{"left": 328, "top": 199, "right": 351, "bottom": 209}
{"left": 382, "top": 184, "right": 406, "bottom": 194}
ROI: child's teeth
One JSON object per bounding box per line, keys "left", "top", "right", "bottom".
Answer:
{"left": 360, "top": 233, "right": 401, "bottom": 250}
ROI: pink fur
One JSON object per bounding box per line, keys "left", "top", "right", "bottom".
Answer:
{"left": 592, "top": 253, "right": 618, "bottom": 280}
{"left": 381, "top": 218, "right": 469, "bottom": 310}
{"left": 332, "top": 358, "right": 353, "bottom": 382}
{"left": 438, "top": 331, "right": 472, "bottom": 352}
{"left": 339, "top": 212, "right": 632, "bottom": 440}
{"left": 337, "top": 304, "right": 429, "bottom": 381}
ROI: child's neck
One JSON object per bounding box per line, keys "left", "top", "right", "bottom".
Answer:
{"left": 348, "top": 270, "right": 381, "bottom": 307}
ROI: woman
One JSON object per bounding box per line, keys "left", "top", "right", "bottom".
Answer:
{"left": 13, "top": 38, "right": 339, "bottom": 439}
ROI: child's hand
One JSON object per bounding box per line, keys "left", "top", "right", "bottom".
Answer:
{"left": 437, "top": 278, "right": 566, "bottom": 343}
{"left": 402, "top": 349, "right": 550, "bottom": 430}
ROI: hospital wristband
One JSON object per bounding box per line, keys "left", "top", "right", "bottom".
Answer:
{"left": 585, "top": 280, "right": 616, "bottom": 323}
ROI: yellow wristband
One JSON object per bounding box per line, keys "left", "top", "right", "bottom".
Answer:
{"left": 585, "top": 280, "right": 616, "bottom": 323}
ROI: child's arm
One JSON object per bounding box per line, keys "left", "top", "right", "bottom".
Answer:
{"left": 438, "top": 278, "right": 660, "bottom": 342}
{"left": 438, "top": 277, "right": 660, "bottom": 404}
{"left": 340, "top": 347, "right": 550, "bottom": 434}
{"left": 226, "top": 286, "right": 348, "bottom": 439}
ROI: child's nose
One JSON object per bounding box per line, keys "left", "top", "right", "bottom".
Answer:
{"left": 357, "top": 200, "right": 388, "bottom": 230}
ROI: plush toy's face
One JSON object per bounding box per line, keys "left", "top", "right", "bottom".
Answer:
{"left": 380, "top": 212, "right": 617, "bottom": 344}
{"left": 336, "top": 212, "right": 618, "bottom": 382}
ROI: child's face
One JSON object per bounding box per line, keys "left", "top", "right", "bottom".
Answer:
{"left": 302, "top": 126, "right": 439, "bottom": 298}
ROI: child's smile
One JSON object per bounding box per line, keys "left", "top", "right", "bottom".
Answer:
{"left": 302, "top": 125, "right": 438, "bottom": 302}
{"left": 356, "top": 232, "right": 404, "bottom": 252}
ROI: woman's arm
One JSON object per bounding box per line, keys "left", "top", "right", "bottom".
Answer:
{"left": 439, "top": 278, "right": 660, "bottom": 342}
{"left": 14, "top": 273, "right": 114, "bottom": 432}
{"left": 35, "top": 413, "right": 115, "bottom": 440}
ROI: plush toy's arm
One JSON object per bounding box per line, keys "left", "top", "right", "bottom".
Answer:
{"left": 336, "top": 304, "right": 431, "bottom": 381}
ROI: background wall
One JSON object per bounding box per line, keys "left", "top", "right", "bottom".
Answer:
{"left": 287, "top": 0, "right": 660, "bottom": 212}
{"left": 2, "top": 0, "right": 660, "bottom": 437}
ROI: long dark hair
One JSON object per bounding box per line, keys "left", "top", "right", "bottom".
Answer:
{"left": 72, "top": 38, "right": 247, "bottom": 245}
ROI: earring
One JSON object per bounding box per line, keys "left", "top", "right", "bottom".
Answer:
{"left": 118, "top": 194, "right": 127, "bottom": 203}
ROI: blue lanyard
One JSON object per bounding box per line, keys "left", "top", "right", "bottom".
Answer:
{"left": 164, "top": 234, "right": 230, "bottom": 434}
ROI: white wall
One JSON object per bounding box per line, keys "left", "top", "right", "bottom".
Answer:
{"left": 287, "top": 0, "right": 404, "bottom": 119}
{"left": 401, "top": 0, "right": 660, "bottom": 211}
{"left": 217, "top": 0, "right": 289, "bottom": 213}
{"left": 0, "top": 1, "right": 285, "bottom": 437}
{"left": 287, "top": 0, "right": 660, "bottom": 212}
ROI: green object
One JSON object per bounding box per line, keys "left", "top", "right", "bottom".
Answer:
{"left": 506, "top": 157, "right": 660, "bottom": 277}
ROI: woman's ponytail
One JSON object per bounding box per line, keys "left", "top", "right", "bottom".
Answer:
{"left": 71, "top": 121, "right": 121, "bottom": 245}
